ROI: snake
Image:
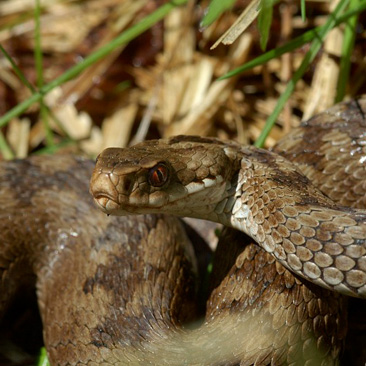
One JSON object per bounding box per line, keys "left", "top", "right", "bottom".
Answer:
{"left": 91, "top": 98, "right": 366, "bottom": 299}
{"left": 1, "top": 97, "right": 366, "bottom": 366}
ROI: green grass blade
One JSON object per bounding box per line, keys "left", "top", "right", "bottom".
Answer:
{"left": 0, "top": 131, "right": 14, "bottom": 159}
{"left": 37, "top": 347, "right": 50, "bottom": 366}
{"left": 301, "top": 0, "right": 306, "bottom": 21}
{"left": 258, "top": 0, "right": 275, "bottom": 50}
{"left": 0, "top": 0, "right": 188, "bottom": 130}
{"left": 34, "top": 0, "right": 54, "bottom": 147}
{"left": 219, "top": 1, "right": 366, "bottom": 80}
{"left": 0, "top": 45, "right": 36, "bottom": 93}
{"left": 0, "top": 45, "right": 25, "bottom": 157}
{"left": 201, "top": 0, "right": 236, "bottom": 28}
{"left": 254, "top": 0, "right": 350, "bottom": 148}
{"left": 34, "top": 0, "right": 43, "bottom": 89}
{"left": 0, "top": 44, "right": 72, "bottom": 142}
{"left": 33, "top": 138, "right": 75, "bottom": 155}
{"left": 40, "top": 102, "right": 54, "bottom": 146}
{"left": 0, "top": 43, "right": 70, "bottom": 143}
{"left": 336, "top": 0, "right": 359, "bottom": 102}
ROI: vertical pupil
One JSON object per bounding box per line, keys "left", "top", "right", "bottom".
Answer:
{"left": 149, "top": 164, "right": 167, "bottom": 187}
{"left": 156, "top": 168, "right": 163, "bottom": 182}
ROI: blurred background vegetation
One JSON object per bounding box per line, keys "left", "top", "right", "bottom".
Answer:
{"left": 0, "top": 0, "right": 365, "bottom": 160}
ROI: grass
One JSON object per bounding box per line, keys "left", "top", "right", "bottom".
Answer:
{"left": 0, "top": 0, "right": 189, "bottom": 156}
{"left": 0, "top": 0, "right": 363, "bottom": 156}
{"left": 217, "top": 0, "right": 366, "bottom": 147}
{"left": 254, "top": 0, "right": 350, "bottom": 147}
{"left": 336, "top": 0, "right": 361, "bottom": 102}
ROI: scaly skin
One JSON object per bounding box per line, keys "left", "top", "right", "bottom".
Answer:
{"left": 3, "top": 97, "right": 366, "bottom": 365}
{"left": 90, "top": 98, "right": 366, "bottom": 298}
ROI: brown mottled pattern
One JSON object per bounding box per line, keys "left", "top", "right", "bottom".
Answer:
{"left": 272, "top": 96, "right": 366, "bottom": 365}
{"left": 4, "top": 154, "right": 344, "bottom": 366}
{"left": 3, "top": 97, "right": 366, "bottom": 366}
{"left": 0, "top": 155, "right": 197, "bottom": 365}
{"left": 273, "top": 97, "right": 366, "bottom": 208}
{"left": 233, "top": 144, "right": 366, "bottom": 297}
{"left": 207, "top": 228, "right": 347, "bottom": 366}
{"left": 90, "top": 96, "right": 366, "bottom": 365}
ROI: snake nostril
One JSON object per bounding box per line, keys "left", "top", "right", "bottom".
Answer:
{"left": 90, "top": 172, "right": 119, "bottom": 204}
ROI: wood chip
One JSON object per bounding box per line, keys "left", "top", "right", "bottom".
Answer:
{"left": 101, "top": 103, "right": 138, "bottom": 148}
{"left": 53, "top": 104, "right": 92, "bottom": 140}
{"left": 303, "top": 26, "right": 343, "bottom": 119}
{"left": 7, "top": 118, "right": 30, "bottom": 158}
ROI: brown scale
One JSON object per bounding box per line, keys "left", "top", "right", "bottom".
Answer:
{"left": 2, "top": 97, "right": 366, "bottom": 365}
{"left": 204, "top": 97, "right": 366, "bottom": 365}
{"left": 207, "top": 230, "right": 348, "bottom": 365}
{"left": 274, "top": 97, "right": 366, "bottom": 209}
{"left": 273, "top": 97, "right": 366, "bottom": 365}
{"left": 90, "top": 96, "right": 366, "bottom": 364}
{"left": 0, "top": 156, "right": 198, "bottom": 365}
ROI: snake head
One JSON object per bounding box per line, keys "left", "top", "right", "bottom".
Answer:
{"left": 90, "top": 136, "right": 239, "bottom": 219}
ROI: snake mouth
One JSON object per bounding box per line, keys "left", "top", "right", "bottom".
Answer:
{"left": 92, "top": 192, "right": 120, "bottom": 213}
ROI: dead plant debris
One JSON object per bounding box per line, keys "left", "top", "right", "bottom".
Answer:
{"left": 0, "top": 0, "right": 365, "bottom": 159}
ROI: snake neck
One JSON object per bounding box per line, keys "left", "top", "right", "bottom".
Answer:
{"left": 216, "top": 147, "right": 366, "bottom": 298}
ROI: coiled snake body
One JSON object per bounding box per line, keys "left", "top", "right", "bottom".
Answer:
{"left": 2, "top": 97, "right": 366, "bottom": 365}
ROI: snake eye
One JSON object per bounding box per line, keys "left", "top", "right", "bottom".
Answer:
{"left": 148, "top": 163, "right": 169, "bottom": 187}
